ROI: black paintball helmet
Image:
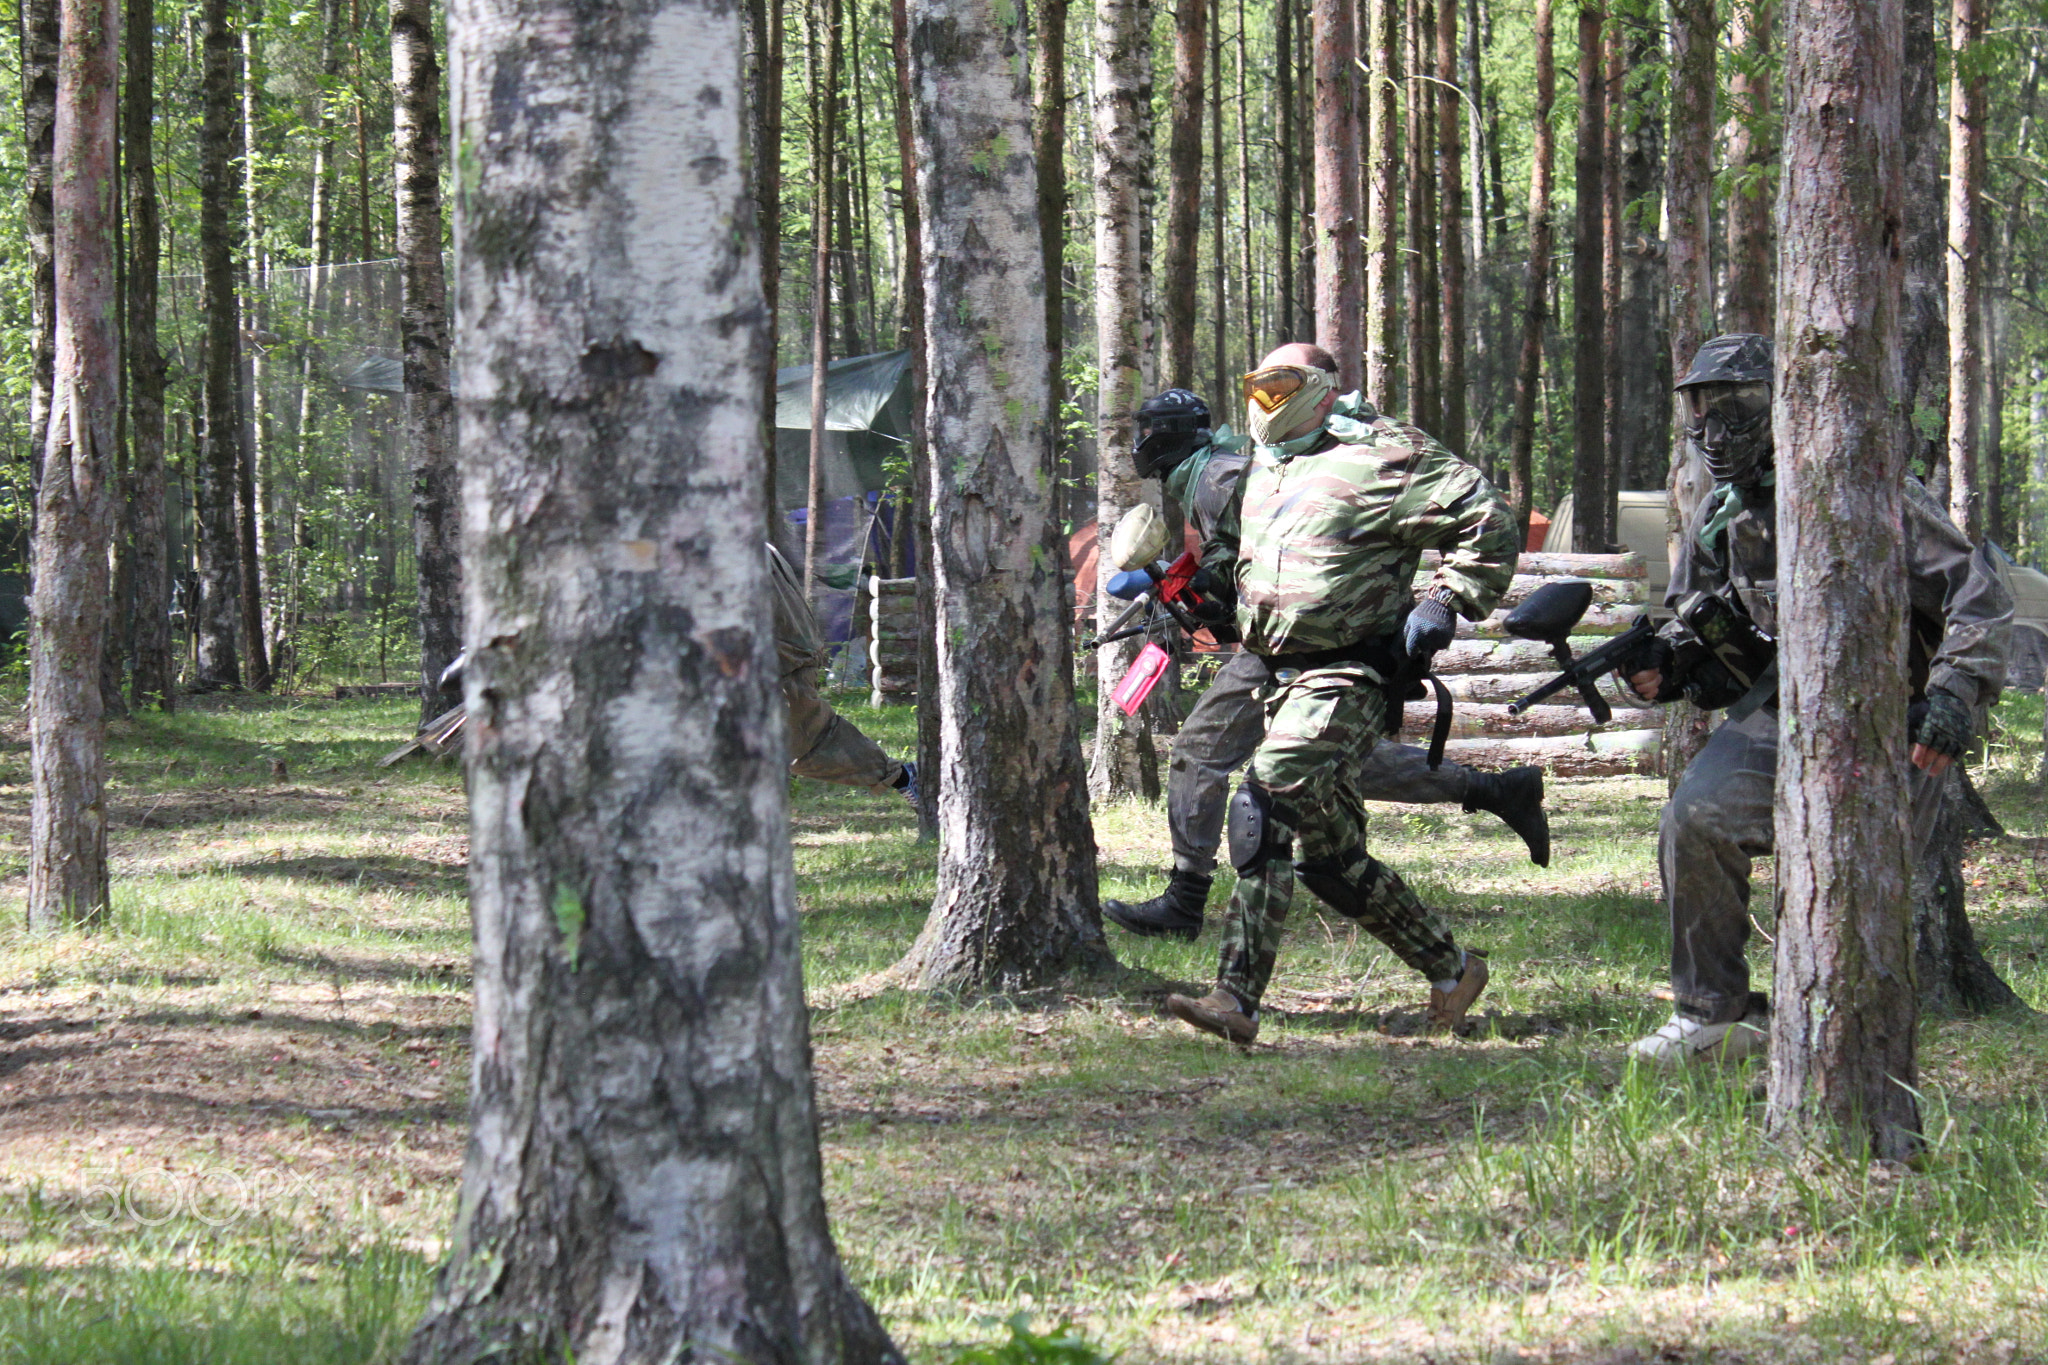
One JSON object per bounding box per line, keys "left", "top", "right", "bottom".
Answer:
{"left": 1133, "top": 388, "right": 1211, "bottom": 479}
{"left": 1676, "top": 333, "right": 1775, "bottom": 488}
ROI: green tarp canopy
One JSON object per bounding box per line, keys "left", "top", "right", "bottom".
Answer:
{"left": 774, "top": 349, "right": 912, "bottom": 511}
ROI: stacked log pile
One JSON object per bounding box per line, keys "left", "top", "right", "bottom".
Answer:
{"left": 867, "top": 576, "right": 918, "bottom": 707}
{"left": 1407, "top": 550, "right": 1664, "bottom": 777}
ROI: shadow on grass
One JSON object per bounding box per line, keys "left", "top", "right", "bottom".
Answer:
{"left": 223, "top": 853, "right": 465, "bottom": 895}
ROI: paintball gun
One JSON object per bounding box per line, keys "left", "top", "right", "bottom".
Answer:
{"left": 1502, "top": 580, "right": 1655, "bottom": 725}
{"left": 1081, "top": 504, "right": 1229, "bottom": 651}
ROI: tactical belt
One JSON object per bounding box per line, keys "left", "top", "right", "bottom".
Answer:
{"left": 1253, "top": 635, "right": 1455, "bottom": 770}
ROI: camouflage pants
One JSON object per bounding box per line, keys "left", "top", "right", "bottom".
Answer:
{"left": 1216, "top": 664, "right": 1463, "bottom": 1010}
{"left": 783, "top": 665, "right": 904, "bottom": 793}
{"left": 1168, "top": 649, "right": 1476, "bottom": 875}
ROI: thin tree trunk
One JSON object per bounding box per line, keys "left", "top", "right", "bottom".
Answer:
{"left": 1570, "top": 3, "right": 1606, "bottom": 550}
{"left": 196, "top": 0, "right": 244, "bottom": 689}
{"left": 1899, "top": 0, "right": 1945, "bottom": 484}
{"left": 23, "top": 0, "right": 60, "bottom": 504}
{"left": 889, "top": 0, "right": 938, "bottom": 838}
{"left": 1088, "top": 0, "right": 1159, "bottom": 802}
{"left": 1208, "top": 0, "right": 1226, "bottom": 399}
{"left": 1947, "top": 0, "right": 1983, "bottom": 538}
{"left": 1984, "top": 248, "right": 2003, "bottom": 545}
{"left": 235, "top": 5, "right": 272, "bottom": 691}
{"left": 392, "top": 0, "right": 458, "bottom": 726}
{"left": 1309, "top": 0, "right": 1361, "bottom": 389}
{"left": 1769, "top": 0, "right": 1919, "bottom": 1163}
{"left": 1276, "top": 0, "right": 1295, "bottom": 341}
{"left": 28, "top": 0, "right": 120, "bottom": 932}
{"left": 1599, "top": 22, "right": 1620, "bottom": 504}
{"left": 404, "top": 0, "right": 904, "bottom": 1348}
{"left": 125, "top": 0, "right": 174, "bottom": 712}
{"left": 748, "top": 0, "right": 783, "bottom": 528}
{"left": 803, "top": 0, "right": 841, "bottom": 602}
{"left": 1033, "top": 0, "right": 1067, "bottom": 509}
{"left": 1506, "top": 0, "right": 1552, "bottom": 537}
{"left": 1235, "top": 0, "right": 1253, "bottom": 350}
{"left": 899, "top": 0, "right": 1106, "bottom": 990}
{"left": 1160, "top": 0, "right": 1204, "bottom": 385}
{"left": 1614, "top": 16, "right": 1668, "bottom": 492}
{"left": 1405, "top": 0, "right": 1439, "bottom": 429}
{"left": 1436, "top": 0, "right": 1463, "bottom": 451}
{"left": 1662, "top": 0, "right": 1715, "bottom": 788}
{"left": 1723, "top": 0, "right": 1774, "bottom": 333}
{"left": 1364, "top": 0, "right": 1398, "bottom": 401}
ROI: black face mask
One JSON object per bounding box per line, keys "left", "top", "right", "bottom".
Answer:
{"left": 1684, "top": 388, "right": 1773, "bottom": 488}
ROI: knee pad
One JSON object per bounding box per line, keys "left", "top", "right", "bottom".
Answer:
{"left": 1228, "top": 780, "right": 1292, "bottom": 874}
{"left": 1295, "top": 851, "right": 1383, "bottom": 919}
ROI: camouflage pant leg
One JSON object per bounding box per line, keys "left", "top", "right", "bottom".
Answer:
{"left": 1217, "top": 667, "right": 1459, "bottom": 1008}
{"left": 783, "top": 667, "right": 903, "bottom": 792}
{"left": 1165, "top": 651, "right": 1269, "bottom": 875}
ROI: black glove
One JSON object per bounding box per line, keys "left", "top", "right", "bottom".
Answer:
{"left": 1403, "top": 593, "right": 1458, "bottom": 665}
{"left": 1911, "top": 687, "right": 1973, "bottom": 759}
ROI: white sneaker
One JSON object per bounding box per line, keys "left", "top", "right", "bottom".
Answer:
{"left": 1630, "top": 1011, "right": 1768, "bottom": 1067}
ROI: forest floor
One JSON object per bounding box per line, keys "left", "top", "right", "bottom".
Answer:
{"left": 0, "top": 690, "right": 2045, "bottom": 1363}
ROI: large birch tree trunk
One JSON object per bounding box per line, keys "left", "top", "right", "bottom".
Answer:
{"left": 1768, "top": 0, "right": 1920, "bottom": 1162}
{"left": 898, "top": 0, "right": 1107, "bottom": 991}
{"left": 1088, "top": 0, "right": 1160, "bottom": 802}
{"left": 392, "top": 0, "right": 460, "bottom": 727}
{"left": 125, "top": 0, "right": 174, "bottom": 712}
{"left": 401, "top": 0, "right": 901, "bottom": 1354}
{"left": 1946, "top": 0, "right": 1984, "bottom": 539}
{"left": 1310, "top": 0, "right": 1362, "bottom": 391}
{"left": 196, "top": 0, "right": 244, "bottom": 690}
{"left": 28, "top": 0, "right": 121, "bottom": 932}
{"left": 1507, "top": 0, "right": 1553, "bottom": 536}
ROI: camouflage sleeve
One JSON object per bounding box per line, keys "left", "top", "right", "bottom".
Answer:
{"left": 1655, "top": 495, "right": 1730, "bottom": 648}
{"left": 1164, "top": 441, "right": 1243, "bottom": 584}
{"left": 1419, "top": 465, "right": 1521, "bottom": 620}
{"left": 1904, "top": 480, "right": 2011, "bottom": 710}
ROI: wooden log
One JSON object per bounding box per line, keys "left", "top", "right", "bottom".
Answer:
{"left": 1412, "top": 569, "right": 1649, "bottom": 608}
{"left": 1464, "top": 603, "right": 1644, "bottom": 639}
{"left": 1395, "top": 700, "right": 1653, "bottom": 740}
{"left": 1419, "top": 549, "right": 1646, "bottom": 579}
{"left": 866, "top": 576, "right": 917, "bottom": 598}
{"left": 1442, "top": 670, "right": 1659, "bottom": 713}
{"left": 1432, "top": 728, "right": 1662, "bottom": 777}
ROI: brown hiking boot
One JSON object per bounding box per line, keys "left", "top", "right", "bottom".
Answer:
{"left": 1165, "top": 989, "right": 1258, "bottom": 1044}
{"left": 1426, "top": 950, "right": 1489, "bottom": 1033}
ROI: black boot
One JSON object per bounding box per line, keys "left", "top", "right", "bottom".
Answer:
{"left": 1102, "top": 870, "right": 1212, "bottom": 941}
{"left": 1463, "top": 765, "right": 1551, "bottom": 867}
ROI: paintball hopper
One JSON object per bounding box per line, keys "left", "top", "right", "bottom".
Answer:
{"left": 1108, "top": 503, "right": 1169, "bottom": 572}
{"left": 1503, "top": 581, "right": 1594, "bottom": 644}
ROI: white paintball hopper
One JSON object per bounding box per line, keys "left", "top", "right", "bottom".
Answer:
{"left": 1108, "top": 503, "right": 1168, "bottom": 572}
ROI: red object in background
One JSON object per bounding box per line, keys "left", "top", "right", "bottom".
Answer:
{"left": 1525, "top": 508, "right": 1551, "bottom": 553}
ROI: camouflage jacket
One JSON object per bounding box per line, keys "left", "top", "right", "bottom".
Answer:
{"left": 1233, "top": 398, "right": 1521, "bottom": 657}
{"left": 1663, "top": 476, "right": 2011, "bottom": 709}
{"left": 768, "top": 543, "right": 830, "bottom": 677}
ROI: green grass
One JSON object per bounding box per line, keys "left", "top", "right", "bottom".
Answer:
{"left": 2, "top": 687, "right": 2046, "bottom": 1363}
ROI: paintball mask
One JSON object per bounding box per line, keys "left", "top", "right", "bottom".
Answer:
{"left": 1134, "top": 388, "right": 1212, "bottom": 478}
{"left": 1676, "top": 333, "right": 1775, "bottom": 488}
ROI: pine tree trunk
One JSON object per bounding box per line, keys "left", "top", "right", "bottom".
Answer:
{"left": 1599, "top": 24, "right": 1621, "bottom": 504}
{"left": 899, "top": 0, "right": 1107, "bottom": 991}
{"left": 1033, "top": 0, "right": 1067, "bottom": 486}
{"left": 1899, "top": 0, "right": 1946, "bottom": 480}
{"left": 392, "top": 0, "right": 459, "bottom": 726}
{"left": 1507, "top": 0, "right": 1552, "bottom": 536}
{"left": 1947, "top": 0, "right": 1984, "bottom": 538}
{"left": 1310, "top": 0, "right": 1362, "bottom": 390}
{"left": 29, "top": 0, "right": 120, "bottom": 933}
{"left": 1768, "top": 0, "right": 1920, "bottom": 1162}
{"left": 747, "top": 0, "right": 782, "bottom": 525}
{"left": 1160, "top": 0, "right": 1204, "bottom": 385}
{"left": 1723, "top": 0, "right": 1775, "bottom": 334}
{"left": 238, "top": 8, "right": 273, "bottom": 692}
{"left": 1276, "top": 0, "right": 1295, "bottom": 341}
{"left": 1208, "top": 0, "right": 1226, "bottom": 399}
{"left": 1404, "top": 0, "right": 1438, "bottom": 429}
{"left": 1661, "top": 0, "right": 1716, "bottom": 788}
{"left": 1613, "top": 18, "right": 1667, "bottom": 493}
{"left": 1363, "top": 0, "right": 1398, "bottom": 401}
{"left": 125, "top": 0, "right": 174, "bottom": 712}
{"left": 23, "top": 0, "right": 60, "bottom": 504}
{"left": 1087, "top": 0, "right": 1159, "bottom": 802}
{"left": 889, "top": 0, "right": 939, "bottom": 840}
{"left": 1436, "top": 0, "right": 1463, "bottom": 452}
{"left": 803, "top": 0, "right": 841, "bottom": 602}
{"left": 196, "top": 0, "right": 245, "bottom": 689}
{"left": 1570, "top": 3, "right": 1606, "bottom": 551}
{"left": 401, "top": 0, "right": 901, "bottom": 1352}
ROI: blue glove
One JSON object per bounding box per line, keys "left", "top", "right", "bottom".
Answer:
{"left": 1403, "top": 594, "right": 1458, "bottom": 664}
{"left": 1911, "top": 687, "right": 1972, "bottom": 759}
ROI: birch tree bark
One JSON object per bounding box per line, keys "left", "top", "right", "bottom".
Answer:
{"left": 1507, "top": 0, "right": 1553, "bottom": 535}
{"left": 1661, "top": 0, "right": 1716, "bottom": 788}
{"left": 196, "top": 0, "right": 245, "bottom": 690}
{"left": 1088, "top": 0, "right": 1160, "bottom": 802}
{"left": 1311, "top": 0, "right": 1362, "bottom": 391}
{"left": 125, "top": 0, "right": 175, "bottom": 712}
{"left": 898, "top": 0, "right": 1108, "bottom": 991}
{"left": 400, "top": 0, "right": 901, "bottom": 1352}
{"left": 1160, "top": 0, "right": 1205, "bottom": 385}
{"left": 28, "top": 0, "right": 120, "bottom": 932}
{"left": 1363, "top": 0, "right": 1399, "bottom": 401}
{"left": 1947, "top": 0, "right": 1984, "bottom": 538}
{"left": 392, "top": 0, "right": 460, "bottom": 727}
{"left": 1768, "top": 0, "right": 1920, "bottom": 1162}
